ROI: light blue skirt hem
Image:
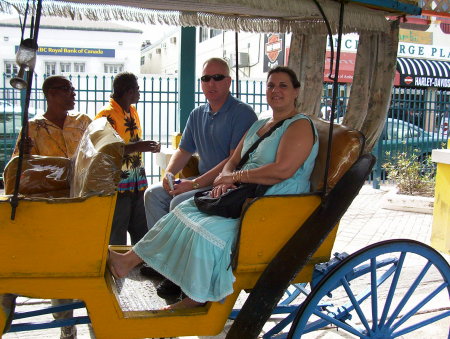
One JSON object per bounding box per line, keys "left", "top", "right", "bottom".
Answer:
{"left": 133, "top": 249, "right": 235, "bottom": 303}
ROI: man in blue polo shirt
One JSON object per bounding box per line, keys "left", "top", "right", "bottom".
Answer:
{"left": 144, "top": 57, "right": 257, "bottom": 229}
{"left": 142, "top": 57, "right": 257, "bottom": 296}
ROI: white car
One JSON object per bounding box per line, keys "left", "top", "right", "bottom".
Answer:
{"left": 0, "top": 99, "right": 45, "bottom": 115}
{"left": 1, "top": 100, "right": 46, "bottom": 172}
{"left": 0, "top": 99, "right": 44, "bottom": 134}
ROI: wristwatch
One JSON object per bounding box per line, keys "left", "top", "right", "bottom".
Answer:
{"left": 192, "top": 179, "right": 200, "bottom": 189}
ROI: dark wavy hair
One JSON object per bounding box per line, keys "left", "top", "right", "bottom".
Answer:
{"left": 111, "top": 72, "right": 138, "bottom": 99}
{"left": 267, "top": 66, "right": 301, "bottom": 88}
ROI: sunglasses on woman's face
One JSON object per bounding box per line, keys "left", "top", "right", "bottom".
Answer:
{"left": 200, "top": 74, "right": 228, "bottom": 82}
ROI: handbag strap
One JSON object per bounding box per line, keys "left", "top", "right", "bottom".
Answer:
{"left": 236, "top": 117, "right": 289, "bottom": 170}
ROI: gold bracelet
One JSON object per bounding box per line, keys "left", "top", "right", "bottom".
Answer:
{"left": 233, "top": 170, "right": 242, "bottom": 184}
{"left": 246, "top": 169, "right": 250, "bottom": 181}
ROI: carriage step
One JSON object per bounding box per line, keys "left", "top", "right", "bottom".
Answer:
{"left": 8, "top": 301, "right": 90, "bottom": 333}
{"left": 9, "top": 316, "right": 90, "bottom": 332}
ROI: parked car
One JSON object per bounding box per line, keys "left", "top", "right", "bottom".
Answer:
{"left": 388, "top": 104, "right": 425, "bottom": 129}
{"left": 371, "top": 118, "right": 448, "bottom": 181}
{"left": 383, "top": 118, "right": 447, "bottom": 154}
{"left": 380, "top": 118, "right": 447, "bottom": 174}
{"left": 0, "top": 99, "right": 44, "bottom": 118}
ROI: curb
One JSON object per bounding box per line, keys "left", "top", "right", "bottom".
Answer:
{"left": 381, "top": 188, "right": 434, "bottom": 214}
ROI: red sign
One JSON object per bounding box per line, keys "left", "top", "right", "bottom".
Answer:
{"left": 404, "top": 76, "right": 414, "bottom": 85}
{"left": 323, "top": 51, "right": 356, "bottom": 83}
{"left": 265, "top": 34, "right": 282, "bottom": 63}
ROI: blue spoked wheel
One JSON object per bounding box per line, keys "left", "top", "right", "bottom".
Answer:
{"left": 288, "top": 239, "right": 450, "bottom": 338}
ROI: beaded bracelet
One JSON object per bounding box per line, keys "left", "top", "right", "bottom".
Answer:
{"left": 232, "top": 170, "right": 245, "bottom": 183}
{"left": 232, "top": 171, "right": 237, "bottom": 183}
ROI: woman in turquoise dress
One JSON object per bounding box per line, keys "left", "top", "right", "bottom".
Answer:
{"left": 108, "top": 66, "right": 319, "bottom": 309}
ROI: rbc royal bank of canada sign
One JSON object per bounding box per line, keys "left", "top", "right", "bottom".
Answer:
{"left": 29, "top": 46, "right": 115, "bottom": 57}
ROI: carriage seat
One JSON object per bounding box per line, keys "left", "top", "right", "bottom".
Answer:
{"left": 234, "top": 118, "right": 365, "bottom": 288}
{"left": 309, "top": 117, "right": 365, "bottom": 192}
{"left": 70, "top": 117, "right": 124, "bottom": 197}
{"left": 2, "top": 117, "right": 124, "bottom": 198}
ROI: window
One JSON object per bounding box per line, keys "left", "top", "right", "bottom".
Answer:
{"left": 140, "top": 56, "right": 145, "bottom": 65}
{"left": 74, "top": 63, "right": 85, "bottom": 73}
{"left": 60, "top": 62, "right": 71, "bottom": 73}
{"left": 199, "top": 28, "right": 222, "bottom": 42}
{"left": 104, "top": 64, "right": 124, "bottom": 74}
{"left": 4, "top": 61, "right": 18, "bottom": 78}
{"left": 210, "top": 29, "right": 221, "bottom": 38}
{"left": 45, "top": 62, "right": 56, "bottom": 77}
{"left": 148, "top": 53, "right": 152, "bottom": 60}
{"left": 199, "top": 27, "right": 209, "bottom": 42}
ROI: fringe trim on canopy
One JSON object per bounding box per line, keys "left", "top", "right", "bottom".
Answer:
{"left": 0, "top": 0, "right": 391, "bottom": 33}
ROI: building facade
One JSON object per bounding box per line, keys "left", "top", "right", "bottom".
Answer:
{"left": 1, "top": 16, "right": 142, "bottom": 83}
{"left": 140, "top": 18, "right": 450, "bottom": 87}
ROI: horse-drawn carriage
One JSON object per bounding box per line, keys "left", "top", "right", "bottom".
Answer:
{"left": 1, "top": 0, "right": 449, "bottom": 338}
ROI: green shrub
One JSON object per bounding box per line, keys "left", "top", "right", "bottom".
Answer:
{"left": 382, "top": 149, "right": 435, "bottom": 197}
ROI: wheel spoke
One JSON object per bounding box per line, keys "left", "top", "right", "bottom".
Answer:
{"left": 263, "top": 311, "right": 298, "bottom": 338}
{"left": 385, "top": 260, "right": 432, "bottom": 328}
{"left": 341, "top": 277, "right": 373, "bottom": 334}
{"left": 308, "top": 308, "right": 365, "bottom": 337}
{"left": 370, "top": 258, "right": 378, "bottom": 332}
{"left": 379, "top": 252, "right": 406, "bottom": 327}
{"left": 393, "top": 310, "right": 450, "bottom": 337}
{"left": 289, "top": 240, "right": 450, "bottom": 339}
{"left": 391, "top": 281, "right": 449, "bottom": 331}
{"left": 281, "top": 283, "right": 309, "bottom": 306}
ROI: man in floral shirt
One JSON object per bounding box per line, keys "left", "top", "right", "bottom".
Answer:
{"left": 13, "top": 76, "right": 91, "bottom": 158}
{"left": 95, "top": 72, "right": 160, "bottom": 245}
{"left": 8, "top": 75, "right": 91, "bottom": 339}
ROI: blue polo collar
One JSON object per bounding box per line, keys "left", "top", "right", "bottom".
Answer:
{"left": 205, "top": 92, "right": 233, "bottom": 116}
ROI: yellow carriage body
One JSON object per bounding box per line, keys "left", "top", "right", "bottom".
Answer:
{"left": 0, "top": 119, "right": 364, "bottom": 338}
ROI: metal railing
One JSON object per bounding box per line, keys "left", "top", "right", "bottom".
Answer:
{"left": 1, "top": 73, "right": 449, "bottom": 186}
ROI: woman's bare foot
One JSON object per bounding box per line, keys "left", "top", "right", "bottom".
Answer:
{"left": 107, "top": 250, "right": 126, "bottom": 278}
{"left": 107, "top": 249, "right": 142, "bottom": 278}
{"left": 163, "top": 297, "right": 206, "bottom": 310}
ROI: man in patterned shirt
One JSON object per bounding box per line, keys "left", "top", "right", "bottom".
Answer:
{"left": 95, "top": 72, "right": 160, "bottom": 246}
{"left": 8, "top": 75, "right": 91, "bottom": 339}
{"left": 13, "top": 75, "right": 91, "bottom": 158}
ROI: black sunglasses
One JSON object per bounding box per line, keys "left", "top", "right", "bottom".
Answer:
{"left": 200, "top": 74, "right": 228, "bottom": 82}
{"left": 50, "top": 85, "right": 75, "bottom": 92}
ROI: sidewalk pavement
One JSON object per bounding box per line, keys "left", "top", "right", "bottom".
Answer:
{"left": 333, "top": 183, "right": 435, "bottom": 255}
{"left": 3, "top": 184, "right": 447, "bottom": 339}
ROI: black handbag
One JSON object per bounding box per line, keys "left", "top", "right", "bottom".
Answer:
{"left": 194, "top": 118, "right": 288, "bottom": 218}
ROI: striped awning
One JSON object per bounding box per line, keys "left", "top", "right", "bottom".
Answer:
{"left": 396, "top": 57, "right": 450, "bottom": 88}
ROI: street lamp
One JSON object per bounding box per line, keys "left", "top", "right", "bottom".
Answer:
{"left": 10, "top": 38, "right": 38, "bottom": 89}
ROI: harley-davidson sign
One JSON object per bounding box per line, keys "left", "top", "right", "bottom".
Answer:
{"left": 264, "top": 33, "right": 285, "bottom": 72}
{"left": 400, "top": 75, "right": 450, "bottom": 88}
